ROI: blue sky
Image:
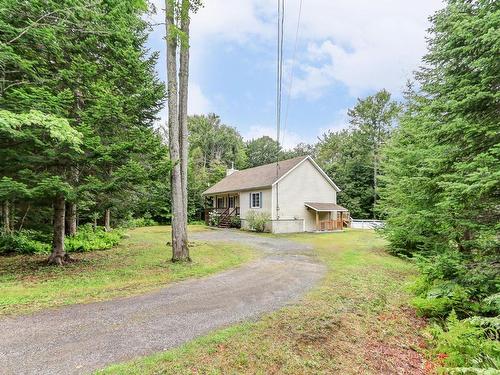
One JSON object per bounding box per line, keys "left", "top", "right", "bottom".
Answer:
{"left": 147, "top": 0, "right": 443, "bottom": 149}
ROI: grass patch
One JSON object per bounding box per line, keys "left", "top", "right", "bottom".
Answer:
{"left": 0, "top": 225, "right": 257, "bottom": 316}
{"left": 98, "top": 230, "right": 429, "bottom": 375}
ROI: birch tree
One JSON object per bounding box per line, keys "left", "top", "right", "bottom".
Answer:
{"left": 165, "top": 0, "right": 200, "bottom": 261}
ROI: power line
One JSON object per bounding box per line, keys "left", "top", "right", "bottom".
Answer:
{"left": 276, "top": 0, "right": 285, "bottom": 174}
{"left": 281, "top": 0, "right": 303, "bottom": 148}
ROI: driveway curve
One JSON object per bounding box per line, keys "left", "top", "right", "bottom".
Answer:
{"left": 0, "top": 229, "right": 325, "bottom": 375}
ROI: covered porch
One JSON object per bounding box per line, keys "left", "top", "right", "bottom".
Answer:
{"left": 305, "top": 202, "right": 350, "bottom": 232}
{"left": 204, "top": 193, "right": 240, "bottom": 227}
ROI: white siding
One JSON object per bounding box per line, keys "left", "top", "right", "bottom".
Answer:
{"left": 239, "top": 188, "right": 273, "bottom": 230}
{"left": 274, "top": 159, "right": 337, "bottom": 232}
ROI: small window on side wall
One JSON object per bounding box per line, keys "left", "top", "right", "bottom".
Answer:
{"left": 250, "top": 192, "right": 262, "bottom": 208}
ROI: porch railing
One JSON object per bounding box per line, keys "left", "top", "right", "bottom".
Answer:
{"left": 204, "top": 207, "right": 240, "bottom": 225}
{"left": 318, "top": 219, "right": 343, "bottom": 231}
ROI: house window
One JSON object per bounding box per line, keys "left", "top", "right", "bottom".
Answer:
{"left": 250, "top": 192, "right": 262, "bottom": 208}
{"left": 217, "top": 197, "right": 224, "bottom": 208}
{"left": 228, "top": 196, "right": 235, "bottom": 208}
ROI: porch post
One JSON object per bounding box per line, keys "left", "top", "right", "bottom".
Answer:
{"left": 315, "top": 211, "right": 319, "bottom": 231}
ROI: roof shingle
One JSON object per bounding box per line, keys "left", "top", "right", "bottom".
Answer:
{"left": 202, "top": 155, "right": 308, "bottom": 195}
{"left": 304, "top": 202, "right": 348, "bottom": 211}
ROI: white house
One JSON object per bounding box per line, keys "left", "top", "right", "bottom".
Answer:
{"left": 202, "top": 155, "right": 350, "bottom": 233}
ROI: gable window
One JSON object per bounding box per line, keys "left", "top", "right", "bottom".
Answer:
{"left": 250, "top": 192, "right": 262, "bottom": 208}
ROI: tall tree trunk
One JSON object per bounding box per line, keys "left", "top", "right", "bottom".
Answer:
{"left": 104, "top": 208, "right": 111, "bottom": 232}
{"left": 2, "top": 200, "right": 11, "bottom": 234}
{"left": 179, "top": 0, "right": 190, "bottom": 232}
{"left": 48, "top": 194, "right": 66, "bottom": 265}
{"left": 65, "top": 202, "right": 77, "bottom": 236}
{"left": 166, "top": 0, "right": 189, "bottom": 262}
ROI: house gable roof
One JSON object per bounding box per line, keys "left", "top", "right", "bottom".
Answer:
{"left": 202, "top": 155, "right": 308, "bottom": 195}
{"left": 203, "top": 155, "right": 340, "bottom": 195}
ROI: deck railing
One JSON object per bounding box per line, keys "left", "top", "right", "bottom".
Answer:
{"left": 204, "top": 207, "right": 240, "bottom": 225}
{"left": 318, "top": 219, "right": 343, "bottom": 231}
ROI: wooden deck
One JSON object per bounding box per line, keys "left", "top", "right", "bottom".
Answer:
{"left": 315, "top": 211, "right": 350, "bottom": 231}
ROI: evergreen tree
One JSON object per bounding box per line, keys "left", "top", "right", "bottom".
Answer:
{"left": 379, "top": 0, "right": 499, "bottom": 317}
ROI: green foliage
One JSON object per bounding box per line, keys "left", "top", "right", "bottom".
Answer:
{"left": 379, "top": 0, "right": 499, "bottom": 314}
{"left": 427, "top": 311, "right": 500, "bottom": 372}
{"left": 0, "top": 225, "right": 124, "bottom": 255}
{"left": 316, "top": 90, "right": 400, "bottom": 219}
{"left": 65, "top": 225, "right": 123, "bottom": 253}
{"left": 229, "top": 216, "right": 241, "bottom": 229}
{"left": 376, "top": 1, "right": 500, "bottom": 372}
{"left": 208, "top": 211, "right": 221, "bottom": 227}
{"left": 0, "top": 0, "right": 166, "bottom": 252}
{"left": 245, "top": 136, "right": 281, "bottom": 168}
{"left": 0, "top": 230, "right": 50, "bottom": 255}
{"left": 123, "top": 213, "right": 158, "bottom": 229}
{"left": 246, "top": 211, "right": 270, "bottom": 232}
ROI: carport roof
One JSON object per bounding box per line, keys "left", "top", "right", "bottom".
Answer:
{"left": 304, "top": 202, "right": 349, "bottom": 212}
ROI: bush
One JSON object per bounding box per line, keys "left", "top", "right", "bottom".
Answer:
{"left": 229, "top": 216, "right": 241, "bottom": 229}
{"left": 410, "top": 250, "right": 497, "bottom": 318}
{"left": 65, "top": 224, "right": 123, "bottom": 252}
{"left": 189, "top": 220, "right": 206, "bottom": 226}
{"left": 123, "top": 212, "right": 158, "bottom": 228}
{"left": 427, "top": 311, "right": 500, "bottom": 372}
{"left": 246, "top": 211, "right": 270, "bottom": 232}
{"left": 208, "top": 211, "right": 220, "bottom": 227}
{"left": 0, "top": 230, "right": 50, "bottom": 255}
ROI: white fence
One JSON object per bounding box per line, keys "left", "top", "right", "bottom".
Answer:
{"left": 350, "top": 219, "right": 385, "bottom": 229}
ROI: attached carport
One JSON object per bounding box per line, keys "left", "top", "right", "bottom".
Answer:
{"left": 304, "top": 202, "right": 350, "bottom": 231}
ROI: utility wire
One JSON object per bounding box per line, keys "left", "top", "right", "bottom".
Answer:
{"left": 281, "top": 0, "right": 303, "bottom": 148}
{"left": 276, "top": 0, "right": 285, "bottom": 176}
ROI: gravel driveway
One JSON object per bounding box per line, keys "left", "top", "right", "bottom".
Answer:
{"left": 0, "top": 229, "right": 325, "bottom": 375}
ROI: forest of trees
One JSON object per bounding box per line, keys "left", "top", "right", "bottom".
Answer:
{"left": 0, "top": 1, "right": 167, "bottom": 263}
{"left": 0, "top": 1, "right": 403, "bottom": 264}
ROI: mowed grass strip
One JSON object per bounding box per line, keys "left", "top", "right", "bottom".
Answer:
{"left": 99, "top": 230, "right": 427, "bottom": 375}
{"left": 0, "top": 225, "right": 257, "bottom": 316}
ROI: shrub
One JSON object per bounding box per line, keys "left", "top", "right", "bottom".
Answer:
{"left": 123, "top": 212, "right": 158, "bottom": 228}
{"left": 246, "top": 211, "right": 270, "bottom": 232}
{"left": 65, "top": 224, "right": 124, "bottom": 252}
{"left": 410, "top": 250, "right": 497, "bottom": 318}
{"left": 427, "top": 311, "right": 500, "bottom": 372}
{"left": 0, "top": 230, "right": 50, "bottom": 255}
{"left": 412, "top": 280, "right": 475, "bottom": 318}
{"left": 208, "top": 211, "right": 221, "bottom": 227}
{"left": 189, "top": 220, "right": 206, "bottom": 226}
{"left": 229, "top": 216, "right": 241, "bottom": 229}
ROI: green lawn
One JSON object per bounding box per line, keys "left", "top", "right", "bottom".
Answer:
{"left": 0, "top": 225, "right": 257, "bottom": 316}
{"left": 99, "top": 230, "right": 428, "bottom": 375}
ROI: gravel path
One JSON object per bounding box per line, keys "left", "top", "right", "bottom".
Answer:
{"left": 0, "top": 229, "right": 325, "bottom": 375}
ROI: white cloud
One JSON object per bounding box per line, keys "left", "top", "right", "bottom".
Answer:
{"left": 288, "top": 0, "right": 443, "bottom": 98}
{"left": 188, "top": 82, "right": 211, "bottom": 114}
{"left": 150, "top": 0, "right": 442, "bottom": 99}
{"left": 243, "top": 125, "right": 311, "bottom": 150}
